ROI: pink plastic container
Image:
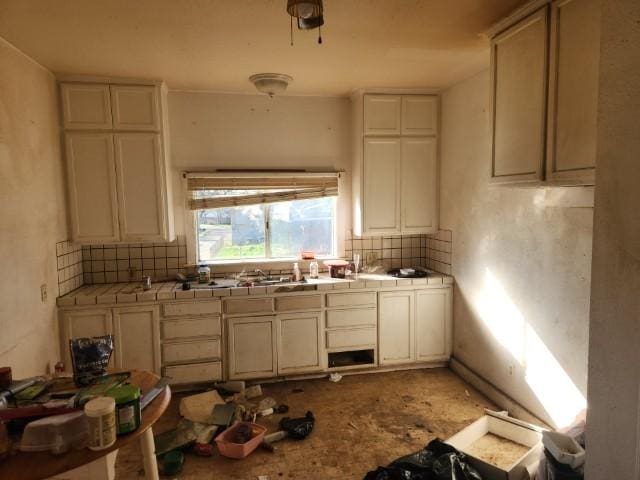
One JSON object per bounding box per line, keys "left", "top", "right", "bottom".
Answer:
{"left": 215, "top": 421, "right": 267, "bottom": 459}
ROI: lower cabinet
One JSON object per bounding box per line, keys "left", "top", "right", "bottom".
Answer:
{"left": 61, "top": 305, "right": 161, "bottom": 374}
{"left": 378, "top": 288, "right": 452, "bottom": 366}
{"left": 227, "top": 316, "right": 277, "bottom": 380}
{"left": 112, "top": 305, "right": 161, "bottom": 374}
{"left": 378, "top": 291, "right": 415, "bottom": 365}
{"left": 277, "top": 312, "right": 323, "bottom": 375}
{"left": 415, "top": 288, "right": 452, "bottom": 362}
{"left": 61, "top": 308, "right": 115, "bottom": 369}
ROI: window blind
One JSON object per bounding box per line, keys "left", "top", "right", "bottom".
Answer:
{"left": 186, "top": 172, "right": 340, "bottom": 210}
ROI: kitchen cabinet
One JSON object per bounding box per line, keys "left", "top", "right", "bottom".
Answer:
{"left": 60, "top": 309, "right": 114, "bottom": 368}
{"left": 60, "top": 78, "right": 174, "bottom": 244}
{"left": 114, "top": 133, "right": 170, "bottom": 241}
{"left": 490, "top": 7, "right": 548, "bottom": 185}
{"left": 546, "top": 0, "right": 600, "bottom": 185}
{"left": 353, "top": 92, "right": 439, "bottom": 236}
{"left": 110, "top": 85, "right": 161, "bottom": 131}
{"left": 65, "top": 133, "right": 120, "bottom": 243}
{"left": 363, "top": 137, "right": 402, "bottom": 234}
{"left": 401, "top": 137, "right": 437, "bottom": 233}
{"left": 277, "top": 312, "right": 323, "bottom": 374}
{"left": 363, "top": 95, "right": 401, "bottom": 135}
{"left": 415, "top": 288, "right": 452, "bottom": 362}
{"left": 60, "top": 84, "right": 112, "bottom": 130}
{"left": 401, "top": 96, "right": 438, "bottom": 136}
{"left": 228, "top": 316, "right": 277, "bottom": 380}
{"left": 489, "top": 0, "right": 599, "bottom": 186}
{"left": 378, "top": 291, "right": 414, "bottom": 365}
{"left": 113, "top": 305, "right": 161, "bottom": 374}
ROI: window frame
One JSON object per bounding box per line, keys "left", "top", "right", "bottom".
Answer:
{"left": 188, "top": 196, "right": 338, "bottom": 265}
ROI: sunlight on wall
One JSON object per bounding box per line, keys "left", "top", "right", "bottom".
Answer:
{"left": 476, "top": 268, "right": 586, "bottom": 427}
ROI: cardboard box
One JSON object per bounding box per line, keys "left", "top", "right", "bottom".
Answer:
{"left": 446, "top": 410, "right": 544, "bottom": 480}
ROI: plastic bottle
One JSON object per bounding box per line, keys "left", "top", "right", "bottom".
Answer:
{"left": 309, "top": 261, "right": 319, "bottom": 279}
{"left": 293, "top": 262, "right": 302, "bottom": 282}
{"left": 85, "top": 396, "right": 116, "bottom": 451}
{"left": 198, "top": 264, "right": 211, "bottom": 284}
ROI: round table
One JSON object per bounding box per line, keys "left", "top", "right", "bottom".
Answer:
{"left": 0, "top": 370, "right": 171, "bottom": 480}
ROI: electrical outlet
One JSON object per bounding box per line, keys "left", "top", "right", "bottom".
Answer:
{"left": 508, "top": 364, "right": 515, "bottom": 377}
{"left": 40, "top": 283, "right": 47, "bottom": 303}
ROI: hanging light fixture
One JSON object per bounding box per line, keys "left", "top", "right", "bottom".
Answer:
{"left": 287, "top": 0, "right": 324, "bottom": 45}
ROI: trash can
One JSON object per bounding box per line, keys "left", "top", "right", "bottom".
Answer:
{"left": 545, "top": 450, "right": 584, "bottom": 480}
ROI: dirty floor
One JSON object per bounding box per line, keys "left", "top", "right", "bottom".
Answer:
{"left": 116, "top": 368, "right": 497, "bottom": 479}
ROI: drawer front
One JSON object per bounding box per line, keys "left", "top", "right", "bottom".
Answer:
{"left": 326, "top": 328, "right": 377, "bottom": 349}
{"left": 326, "top": 308, "right": 377, "bottom": 329}
{"left": 163, "top": 301, "right": 221, "bottom": 317}
{"left": 326, "top": 292, "right": 377, "bottom": 308}
{"left": 224, "top": 297, "right": 274, "bottom": 315}
{"left": 161, "top": 316, "right": 221, "bottom": 340}
{"left": 163, "top": 361, "right": 222, "bottom": 385}
{"left": 275, "top": 295, "right": 322, "bottom": 312}
{"left": 162, "top": 339, "right": 221, "bottom": 364}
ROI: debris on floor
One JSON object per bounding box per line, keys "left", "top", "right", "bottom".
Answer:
{"left": 329, "top": 372, "right": 343, "bottom": 383}
{"left": 279, "top": 411, "right": 315, "bottom": 439}
{"left": 179, "top": 390, "right": 225, "bottom": 423}
{"left": 244, "top": 385, "right": 263, "bottom": 399}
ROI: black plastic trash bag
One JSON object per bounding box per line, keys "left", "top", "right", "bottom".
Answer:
{"left": 69, "top": 335, "right": 114, "bottom": 386}
{"left": 279, "top": 411, "right": 315, "bottom": 440}
{"left": 363, "top": 439, "right": 483, "bottom": 480}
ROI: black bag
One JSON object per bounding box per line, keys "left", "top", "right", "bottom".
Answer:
{"left": 69, "top": 335, "right": 114, "bottom": 386}
{"left": 279, "top": 411, "right": 315, "bottom": 440}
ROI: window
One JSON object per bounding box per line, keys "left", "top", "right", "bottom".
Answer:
{"left": 196, "top": 194, "right": 336, "bottom": 262}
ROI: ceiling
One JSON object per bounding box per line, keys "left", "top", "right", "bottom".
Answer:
{"left": 0, "top": 0, "right": 525, "bottom": 96}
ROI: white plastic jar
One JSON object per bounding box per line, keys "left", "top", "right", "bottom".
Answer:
{"left": 84, "top": 396, "right": 116, "bottom": 451}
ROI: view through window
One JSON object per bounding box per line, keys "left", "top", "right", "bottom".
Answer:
{"left": 196, "top": 193, "right": 336, "bottom": 262}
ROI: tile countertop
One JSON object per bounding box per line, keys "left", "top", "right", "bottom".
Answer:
{"left": 57, "top": 271, "right": 454, "bottom": 307}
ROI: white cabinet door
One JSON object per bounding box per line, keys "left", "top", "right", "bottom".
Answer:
{"left": 401, "top": 96, "right": 438, "bottom": 136}
{"left": 113, "top": 305, "right": 161, "bottom": 374}
{"left": 363, "top": 138, "right": 401, "bottom": 235}
{"left": 65, "top": 133, "right": 120, "bottom": 243}
{"left": 228, "top": 316, "right": 277, "bottom": 380}
{"left": 113, "top": 133, "right": 168, "bottom": 242}
{"left": 363, "top": 95, "right": 401, "bottom": 135}
{"left": 546, "top": 0, "right": 599, "bottom": 185}
{"left": 415, "top": 288, "right": 452, "bottom": 362}
{"left": 61, "top": 309, "right": 114, "bottom": 368}
{"left": 401, "top": 137, "right": 438, "bottom": 234}
{"left": 277, "top": 312, "right": 323, "bottom": 375}
{"left": 110, "top": 85, "right": 161, "bottom": 131}
{"left": 378, "top": 291, "right": 414, "bottom": 365}
{"left": 491, "top": 7, "right": 548, "bottom": 185}
{"left": 60, "top": 83, "right": 112, "bottom": 130}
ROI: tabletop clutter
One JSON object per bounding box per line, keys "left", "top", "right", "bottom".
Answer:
{"left": 0, "top": 335, "right": 166, "bottom": 465}
{"left": 154, "top": 381, "right": 316, "bottom": 476}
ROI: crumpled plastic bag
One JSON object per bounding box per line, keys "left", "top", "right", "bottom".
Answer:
{"left": 363, "top": 439, "right": 483, "bottom": 480}
{"left": 69, "top": 335, "right": 114, "bottom": 386}
{"left": 279, "top": 411, "right": 315, "bottom": 440}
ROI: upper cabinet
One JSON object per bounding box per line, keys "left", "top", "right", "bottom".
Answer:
{"left": 60, "top": 84, "right": 113, "bottom": 130}
{"left": 60, "top": 79, "right": 174, "bottom": 244}
{"left": 353, "top": 92, "right": 439, "bottom": 237}
{"left": 489, "top": 0, "right": 600, "bottom": 186}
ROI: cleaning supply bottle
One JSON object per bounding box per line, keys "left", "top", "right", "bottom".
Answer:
{"left": 293, "top": 262, "right": 302, "bottom": 282}
{"left": 309, "top": 261, "right": 319, "bottom": 279}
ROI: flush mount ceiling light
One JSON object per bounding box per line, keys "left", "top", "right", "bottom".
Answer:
{"left": 249, "top": 73, "right": 293, "bottom": 97}
{"left": 287, "top": 0, "right": 324, "bottom": 45}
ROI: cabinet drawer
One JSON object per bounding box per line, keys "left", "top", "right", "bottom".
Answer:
{"left": 161, "top": 316, "right": 221, "bottom": 339}
{"left": 224, "top": 297, "right": 274, "bottom": 315}
{"left": 326, "top": 328, "right": 377, "bottom": 349}
{"left": 162, "top": 339, "right": 221, "bottom": 364}
{"left": 326, "top": 308, "right": 377, "bottom": 329}
{"left": 163, "top": 301, "right": 221, "bottom": 317}
{"left": 275, "top": 295, "right": 322, "bottom": 312}
{"left": 163, "top": 361, "right": 222, "bottom": 385}
{"left": 326, "top": 292, "right": 376, "bottom": 308}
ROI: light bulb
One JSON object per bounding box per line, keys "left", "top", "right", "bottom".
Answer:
{"left": 297, "top": 2, "right": 315, "bottom": 19}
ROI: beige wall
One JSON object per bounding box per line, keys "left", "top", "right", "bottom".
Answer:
{"left": 167, "top": 91, "right": 352, "bottom": 257}
{"left": 440, "top": 70, "right": 593, "bottom": 428}
{"left": 0, "top": 38, "right": 67, "bottom": 376}
{"left": 586, "top": 0, "right": 640, "bottom": 477}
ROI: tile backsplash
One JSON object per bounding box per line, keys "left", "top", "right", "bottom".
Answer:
{"left": 344, "top": 232, "right": 427, "bottom": 270}
{"left": 56, "top": 240, "right": 84, "bottom": 296}
{"left": 425, "top": 229, "right": 452, "bottom": 275}
{"left": 81, "top": 235, "right": 188, "bottom": 284}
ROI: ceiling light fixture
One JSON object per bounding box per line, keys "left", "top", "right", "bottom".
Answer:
{"left": 249, "top": 73, "right": 293, "bottom": 97}
{"left": 287, "top": 0, "right": 324, "bottom": 45}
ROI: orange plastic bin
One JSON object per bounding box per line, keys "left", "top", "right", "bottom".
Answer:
{"left": 215, "top": 421, "right": 267, "bottom": 459}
